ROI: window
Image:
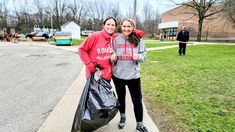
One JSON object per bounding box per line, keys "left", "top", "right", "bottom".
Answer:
{"left": 168, "top": 28, "right": 177, "bottom": 36}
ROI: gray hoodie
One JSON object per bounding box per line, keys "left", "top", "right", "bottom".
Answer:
{"left": 112, "top": 34, "right": 146, "bottom": 80}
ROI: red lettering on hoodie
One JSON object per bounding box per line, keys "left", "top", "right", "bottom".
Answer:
{"left": 78, "top": 29, "right": 118, "bottom": 80}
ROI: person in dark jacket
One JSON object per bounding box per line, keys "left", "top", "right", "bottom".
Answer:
{"left": 176, "top": 26, "right": 189, "bottom": 56}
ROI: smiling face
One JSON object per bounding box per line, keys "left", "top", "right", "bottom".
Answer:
{"left": 103, "top": 19, "right": 116, "bottom": 35}
{"left": 121, "top": 20, "right": 135, "bottom": 38}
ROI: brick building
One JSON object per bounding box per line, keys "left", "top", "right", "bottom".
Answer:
{"left": 158, "top": 4, "right": 235, "bottom": 41}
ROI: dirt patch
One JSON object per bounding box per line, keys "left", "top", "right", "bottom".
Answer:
{"left": 144, "top": 100, "right": 188, "bottom": 132}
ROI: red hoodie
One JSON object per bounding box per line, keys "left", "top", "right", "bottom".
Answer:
{"left": 78, "top": 29, "right": 118, "bottom": 80}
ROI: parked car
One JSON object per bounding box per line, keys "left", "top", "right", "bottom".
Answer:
{"left": 53, "top": 31, "right": 72, "bottom": 46}
{"left": 18, "top": 33, "right": 25, "bottom": 38}
{"left": 25, "top": 32, "right": 36, "bottom": 38}
{"left": 44, "top": 32, "right": 53, "bottom": 38}
{"left": 32, "top": 32, "right": 50, "bottom": 41}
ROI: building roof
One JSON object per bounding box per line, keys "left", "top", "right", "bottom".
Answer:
{"left": 159, "top": 21, "right": 179, "bottom": 29}
{"left": 61, "top": 21, "right": 80, "bottom": 28}
{"left": 162, "top": 4, "right": 183, "bottom": 16}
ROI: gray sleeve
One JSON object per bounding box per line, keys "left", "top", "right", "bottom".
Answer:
{"left": 137, "top": 39, "right": 147, "bottom": 63}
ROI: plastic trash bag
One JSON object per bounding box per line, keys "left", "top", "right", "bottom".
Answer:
{"left": 71, "top": 72, "right": 118, "bottom": 132}
{"left": 71, "top": 72, "right": 91, "bottom": 132}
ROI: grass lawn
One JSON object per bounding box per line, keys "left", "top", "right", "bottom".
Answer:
{"left": 141, "top": 44, "right": 235, "bottom": 132}
{"left": 72, "top": 39, "right": 84, "bottom": 45}
{"left": 144, "top": 41, "right": 178, "bottom": 48}
{"left": 71, "top": 37, "right": 178, "bottom": 48}
{"left": 143, "top": 37, "right": 158, "bottom": 40}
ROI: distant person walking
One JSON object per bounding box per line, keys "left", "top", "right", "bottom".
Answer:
{"left": 111, "top": 18, "right": 148, "bottom": 132}
{"left": 176, "top": 26, "right": 189, "bottom": 56}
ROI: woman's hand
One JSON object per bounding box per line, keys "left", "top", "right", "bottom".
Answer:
{"left": 111, "top": 52, "right": 117, "bottom": 61}
{"left": 87, "top": 63, "right": 96, "bottom": 73}
{"left": 132, "top": 53, "right": 138, "bottom": 60}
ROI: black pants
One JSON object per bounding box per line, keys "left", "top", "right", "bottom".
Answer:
{"left": 112, "top": 75, "right": 143, "bottom": 122}
{"left": 179, "top": 42, "right": 186, "bottom": 55}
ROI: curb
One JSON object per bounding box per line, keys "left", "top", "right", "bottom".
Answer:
{"left": 37, "top": 66, "right": 86, "bottom": 132}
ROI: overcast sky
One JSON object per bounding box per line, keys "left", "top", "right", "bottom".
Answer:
{"left": 118, "top": 0, "right": 184, "bottom": 14}
{"left": 5, "top": 0, "right": 185, "bottom": 16}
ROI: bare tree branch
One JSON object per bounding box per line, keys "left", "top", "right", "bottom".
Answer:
{"left": 170, "top": 0, "right": 225, "bottom": 41}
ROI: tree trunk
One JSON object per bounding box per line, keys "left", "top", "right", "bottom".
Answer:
{"left": 133, "top": 0, "right": 137, "bottom": 20}
{"left": 197, "top": 18, "right": 203, "bottom": 41}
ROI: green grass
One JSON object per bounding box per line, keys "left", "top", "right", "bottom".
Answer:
{"left": 143, "top": 37, "right": 158, "bottom": 40}
{"left": 141, "top": 45, "right": 235, "bottom": 132}
{"left": 70, "top": 37, "right": 178, "bottom": 47}
{"left": 72, "top": 39, "right": 84, "bottom": 45}
{"left": 144, "top": 41, "right": 178, "bottom": 48}
{"left": 80, "top": 36, "right": 88, "bottom": 39}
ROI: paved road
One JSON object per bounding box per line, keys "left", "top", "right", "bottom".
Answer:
{"left": 0, "top": 43, "right": 82, "bottom": 132}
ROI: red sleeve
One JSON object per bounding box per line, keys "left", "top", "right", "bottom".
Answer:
{"left": 133, "top": 29, "right": 145, "bottom": 38}
{"left": 78, "top": 34, "right": 97, "bottom": 66}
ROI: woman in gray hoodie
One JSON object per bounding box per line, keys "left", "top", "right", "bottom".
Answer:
{"left": 111, "top": 18, "right": 148, "bottom": 132}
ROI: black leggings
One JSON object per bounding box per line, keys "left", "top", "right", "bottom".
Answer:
{"left": 112, "top": 75, "right": 143, "bottom": 122}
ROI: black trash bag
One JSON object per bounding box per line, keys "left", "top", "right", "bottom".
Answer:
{"left": 71, "top": 73, "right": 119, "bottom": 132}
{"left": 71, "top": 73, "right": 91, "bottom": 132}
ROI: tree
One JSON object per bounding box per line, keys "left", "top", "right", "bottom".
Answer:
{"left": 133, "top": 0, "right": 137, "bottom": 20}
{"left": 80, "top": 18, "right": 93, "bottom": 31}
{"left": 223, "top": 0, "right": 235, "bottom": 24}
{"left": 0, "top": 1, "right": 9, "bottom": 31}
{"left": 34, "top": 0, "right": 46, "bottom": 29}
{"left": 86, "top": 0, "right": 121, "bottom": 31}
{"left": 142, "top": 1, "right": 160, "bottom": 37}
{"left": 49, "top": 0, "right": 68, "bottom": 29}
{"left": 67, "top": 0, "right": 87, "bottom": 25}
{"left": 170, "top": 0, "right": 226, "bottom": 41}
{"left": 87, "top": 0, "right": 107, "bottom": 31}
{"left": 106, "top": 1, "right": 122, "bottom": 19}
{"left": 12, "top": 0, "right": 35, "bottom": 33}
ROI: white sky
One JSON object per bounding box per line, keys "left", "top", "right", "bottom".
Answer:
{"left": 5, "top": 0, "right": 185, "bottom": 16}
{"left": 118, "top": 0, "right": 184, "bottom": 14}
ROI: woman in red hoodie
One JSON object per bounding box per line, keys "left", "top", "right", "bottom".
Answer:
{"left": 78, "top": 17, "right": 118, "bottom": 81}
{"left": 79, "top": 17, "right": 144, "bottom": 81}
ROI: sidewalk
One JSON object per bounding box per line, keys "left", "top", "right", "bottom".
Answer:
{"left": 36, "top": 44, "right": 159, "bottom": 132}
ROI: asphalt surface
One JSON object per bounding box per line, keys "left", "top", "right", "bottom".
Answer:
{"left": 0, "top": 43, "right": 83, "bottom": 132}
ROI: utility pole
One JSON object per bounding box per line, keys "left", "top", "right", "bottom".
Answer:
{"left": 51, "top": 13, "right": 53, "bottom": 32}
{"left": 134, "top": 0, "right": 137, "bottom": 20}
